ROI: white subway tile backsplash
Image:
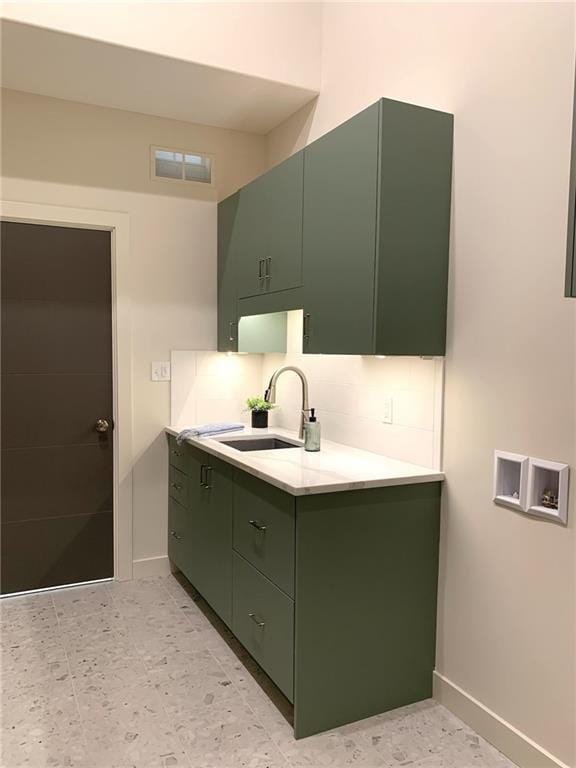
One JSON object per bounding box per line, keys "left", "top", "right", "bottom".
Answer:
{"left": 170, "top": 350, "right": 262, "bottom": 428}
{"left": 264, "top": 314, "right": 443, "bottom": 468}
{"left": 171, "top": 324, "right": 444, "bottom": 469}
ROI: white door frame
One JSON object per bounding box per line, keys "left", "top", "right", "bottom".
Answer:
{"left": 1, "top": 199, "right": 133, "bottom": 581}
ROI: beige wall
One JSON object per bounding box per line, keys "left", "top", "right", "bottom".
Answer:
{"left": 1, "top": 88, "right": 266, "bottom": 566}
{"left": 1, "top": 89, "right": 265, "bottom": 202}
{"left": 0, "top": 2, "right": 322, "bottom": 91}
{"left": 266, "top": 4, "right": 576, "bottom": 766}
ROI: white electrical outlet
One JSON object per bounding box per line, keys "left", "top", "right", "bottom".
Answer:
{"left": 382, "top": 395, "right": 393, "bottom": 424}
{"left": 151, "top": 361, "right": 171, "bottom": 381}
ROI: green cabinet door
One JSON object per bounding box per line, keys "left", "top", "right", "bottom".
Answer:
{"left": 302, "top": 103, "right": 379, "bottom": 354}
{"left": 217, "top": 192, "right": 239, "bottom": 352}
{"left": 374, "top": 99, "right": 453, "bottom": 355}
{"left": 235, "top": 179, "right": 267, "bottom": 300}
{"left": 237, "top": 152, "right": 304, "bottom": 300}
{"left": 187, "top": 446, "right": 234, "bottom": 626}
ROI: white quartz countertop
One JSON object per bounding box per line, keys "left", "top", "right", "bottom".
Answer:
{"left": 166, "top": 425, "right": 443, "bottom": 496}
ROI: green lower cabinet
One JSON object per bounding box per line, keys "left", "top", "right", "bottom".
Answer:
{"left": 186, "top": 446, "right": 234, "bottom": 627}
{"left": 293, "top": 482, "right": 441, "bottom": 738}
{"left": 167, "top": 435, "right": 441, "bottom": 739}
{"left": 232, "top": 552, "right": 294, "bottom": 702}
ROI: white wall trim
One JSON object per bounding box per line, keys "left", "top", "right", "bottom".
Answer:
{"left": 1, "top": 199, "right": 134, "bottom": 581}
{"left": 433, "top": 671, "right": 571, "bottom": 768}
{"left": 132, "top": 556, "right": 171, "bottom": 579}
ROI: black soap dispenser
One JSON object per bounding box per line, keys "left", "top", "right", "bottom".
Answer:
{"left": 304, "top": 408, "right": 321, "bottom": 452}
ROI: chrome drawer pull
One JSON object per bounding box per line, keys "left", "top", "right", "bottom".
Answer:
{"left": 170, "top": 530, "right": 183, "bottom": 540}
{"left": 171, "top": 482, "right": 183, "bottom": 491}
{"left": 171, "top": 449, "right": 182, "bottom": 457}
{"left": 248, "top": 612, "right": 265, "bottom": 628}
{"left": 249, "top": 520, "right": 267, "bottom": 532}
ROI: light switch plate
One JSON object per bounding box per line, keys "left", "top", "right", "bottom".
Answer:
{"left": 382, "top": 395, "right": 393, "bottom": 424}
{"left": 151, "top": 361, "right": 171, "bottom": 381}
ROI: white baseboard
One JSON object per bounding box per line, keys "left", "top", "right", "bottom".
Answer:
{"left": 433, "top": 671, "right": 571, "bottom": 768}
{"left": 131, "top": 555, "right": 172, "bottom": 579}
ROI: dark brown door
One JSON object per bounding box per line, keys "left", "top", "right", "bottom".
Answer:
{"left": 1, "top": 222, "right": 114, "bottom": 594}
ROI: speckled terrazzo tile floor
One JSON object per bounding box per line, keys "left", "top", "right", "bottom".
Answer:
{"left": 0, "top": 575, "right": 518, "bottom": 768}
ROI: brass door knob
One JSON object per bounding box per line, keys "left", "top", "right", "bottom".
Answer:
{"left": 95, "top": 418, "right": 110, "bottom": 433}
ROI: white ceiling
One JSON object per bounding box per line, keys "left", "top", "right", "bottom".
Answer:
{"left": 0, "top": 20, "right": 319, "bottom": 135}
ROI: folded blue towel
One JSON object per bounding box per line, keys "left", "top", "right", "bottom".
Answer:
{"left": 176, "top": 423, "right": 244, "bottom": 445}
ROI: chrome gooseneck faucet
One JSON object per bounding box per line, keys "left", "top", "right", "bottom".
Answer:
{"left": 264, "top": 366, "right": 310, "bottom": 440}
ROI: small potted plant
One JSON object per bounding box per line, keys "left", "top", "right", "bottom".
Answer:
{"left": 246, "top": 396, "right": 275, "bottom": 429}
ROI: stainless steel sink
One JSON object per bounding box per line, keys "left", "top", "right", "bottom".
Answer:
{"left": 219, "top": 437, "right": 301, "bottom": 452}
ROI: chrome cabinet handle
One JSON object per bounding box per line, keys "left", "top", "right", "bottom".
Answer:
{"left": 249, "top": 519, "right": 267, "bottom": 532}
{"left": 170, "top": 530, "right": 183, "bottom": 540}
{"left": 248, "top": 612, "right": 265, "bottom": 628}
{"left": 204, "top": 466, "right": 213, "bottom": 489}
{"left": 200, "top": 465, "right": 213, "bottom": 489}
{"left": 258, "top": 259, "right": 265, "bottom": 279}
{"left": 171, "top": 482, "right": 183, "bottom": 491}
{"left": 228, "top": 321, "right": 236, "bottom": 342}
{"left": 265, "top": 257, "right": 272, "bottom": 279}
{"left": 303, "top": 313, "right": 311, "bottom": 341}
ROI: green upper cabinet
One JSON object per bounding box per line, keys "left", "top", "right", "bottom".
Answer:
{"left": 566, "top": 69, "right": 576, "bottom": 298}
{"left": 302, "top": 98, "right": 453, "bottom": 355}
{"left": 217, "top": 192, "right": 239, "bottom": 352}
{"left": 302, "top": 103, "right": 380, "bottom": 354}
{"left": 236, "top": 151, "right": 304, "bottom": 300}
{"left": 216, "top": 98, "right": 453, "bottom": 355}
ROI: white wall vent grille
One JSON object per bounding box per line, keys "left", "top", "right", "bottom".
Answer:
{"left": 151, "top": 146, "right": 214, "bottom": 186}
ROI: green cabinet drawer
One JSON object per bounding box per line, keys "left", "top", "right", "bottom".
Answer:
{"left": 233, "top": 471, "right": 295, "bottom": 597}
{"left": 168, "top": 496, "right": 191, "bottom": 579}
{"left": 167, "top": 435, "right": 187, "bottom": 473}
{"left": 232, "top": 552, "right": 294, "bottom": 702}
{"left": 168, "top": 465, "right": 188, "bottom": 507}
